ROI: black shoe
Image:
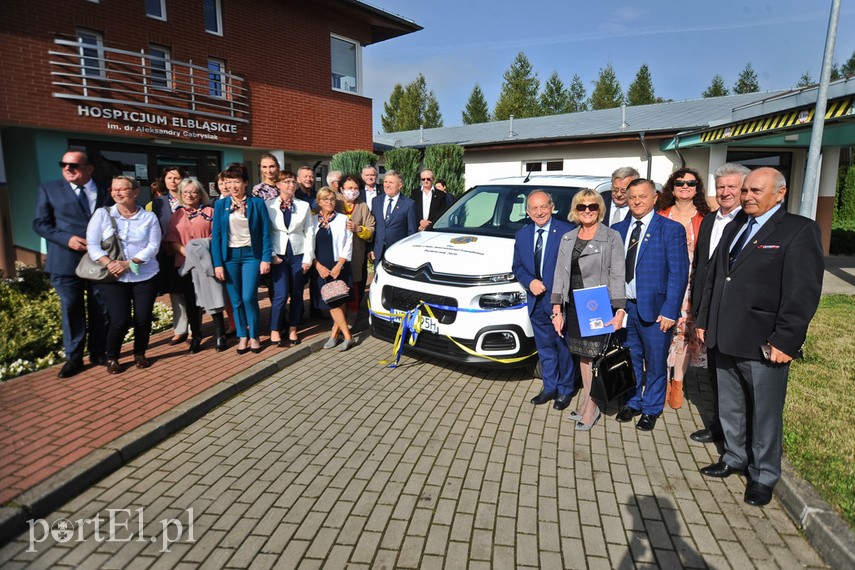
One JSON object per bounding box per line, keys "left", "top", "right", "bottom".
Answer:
{"left": 215, "top": 335, "right": 228, "bottom": 352}
{"left": 553, "top": 394, "right": 572, "bottom": 410}
{"left": 690, "top": 428, "right": 722, "bottom": 444}
{"left": 700, "top": 461, "right": 742, "bottom": 479}
{"left": 636, "top": 414, "right": 659, "bottom": 431}
{"left": 169, "top": 333, "right": 188, "bottom": 345}
{"left": 106, "top": 359, "right": 123, "bottom": 374}
{"left": 530, "top": 390, "right": 558, "bottom": 405}
{"left": 89, "top": 354, "right": 107, "bottom": 366}
{"left": 134, "top": 355, "right": 152, "bottom": 369}
{"left": 58, "top": 360, "right": 84, "bottom": 378}
{"left": 236, "top": 346, "right": 250, "bottom": 355}
{"left": 744, "top": 482, "right": 774, "bottom": 507}
{"left": 615, "top": 406, "right": 641, "bottom": 423}
{"left": 189, "top": 338, "right": 202, "bottom": 353}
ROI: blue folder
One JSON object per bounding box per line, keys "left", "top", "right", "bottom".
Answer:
{"left": 573, "top": 285, "right": 614, "bottom": 337}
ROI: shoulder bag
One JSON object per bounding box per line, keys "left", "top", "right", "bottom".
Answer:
{"left": 75, "top": 207, "right": 125, "bottom": 282}
{"left": 589, "top": 333, "right": 636, "bottom": 407}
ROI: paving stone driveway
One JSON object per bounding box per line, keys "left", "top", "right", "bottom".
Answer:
{"left": 0, "top": 337, "right": 827, "bottom": 568}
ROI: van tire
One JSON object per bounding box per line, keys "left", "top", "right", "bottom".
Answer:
{"left": 528, "top": 359, "right": 542, "bottom": 379}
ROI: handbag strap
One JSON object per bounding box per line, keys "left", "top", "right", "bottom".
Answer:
{"left": 103, "top": 206, "right": 125, "bottom": 261}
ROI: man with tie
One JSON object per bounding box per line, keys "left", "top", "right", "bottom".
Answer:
{"left": 689, "top": 163, "right": 750, "bottom": 444}
{"left": 696, "top": 167, "right": 823, "bottom": 507}
{"left": 33, "top": 149, "right": 109, "bottom": 377}
{"left": 613, "top": 179, "right": 689, "bottom": 430}
{"left": 370, "top": 170, "right": 418, "bottom": 262}
{"left": 512, "top": 190, "right": 575, "bottom": 410}
{"left": 602, "top": 166, "right": 638, "bottom": 227}
{"left": 412, "top": 169, "right": 447, "bottom": 231}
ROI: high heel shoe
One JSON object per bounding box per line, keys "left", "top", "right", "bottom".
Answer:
{"left": 215, "top": 335, "right": 228, "bottom": 352}
{"left": 575, "top": 408, "right": 602, "bottom": 431}
{"left": 189, "top": 337, "right": 202, "bottom": 353}
{"left": 567, "top": 410, "right": 583, "bottom": 422}
{"left": 236, "top": 340, "right": 249, "bottom": 355}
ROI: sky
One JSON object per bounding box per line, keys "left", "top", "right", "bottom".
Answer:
{"left": 362, "top": 0, "right": 855, "bottom": 135}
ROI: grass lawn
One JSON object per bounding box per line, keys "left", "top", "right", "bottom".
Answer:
{"left": 784, "top": 294, "right": 855, "bottom": 529}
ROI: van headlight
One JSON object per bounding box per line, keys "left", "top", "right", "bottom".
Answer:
{"left": 486, "top": 272, "right": 516, "bottom": 283}
{"left": 479, "top": 291, "right": 526, "bottom": 309}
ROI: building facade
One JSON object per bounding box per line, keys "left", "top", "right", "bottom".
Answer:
{"left": 0, "top": 0, "right": 419, "bottom": 273}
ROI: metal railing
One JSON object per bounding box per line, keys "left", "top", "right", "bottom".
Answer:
{"left": 49, "top": 37, "right": 250, "bottom": 124}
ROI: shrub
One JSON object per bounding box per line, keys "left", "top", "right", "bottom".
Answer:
{"left": 383, "top": 147, "right": 422, "bottom": 192}
{"left": 839, "top": 163, "right": 855, "bottom": 222}
{"left": 423, "top": 144, "right": 466, "bottom": 197}
{"left": 830, "top": 219, "right": 855, "bottom": 255}
{"left": 329, "top": 150, "right": 378, "bottom": 178}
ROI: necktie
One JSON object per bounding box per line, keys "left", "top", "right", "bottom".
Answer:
{"left": 728, "top": 217, "right": 756, "bottom": 269}
{"left": 611, "top": 206, "right": 622, "bottom": 226}
{"left": 534, "top": 228, "right": 544, "bottom": 280}
{"left": 385, "top": 198, "right": 393, "bottom": 221}
{"left": 625, "top": 220, "right": 643, "bottom": 283}
{"left": 75, "top": 185, "right": 90, "bottom": 216}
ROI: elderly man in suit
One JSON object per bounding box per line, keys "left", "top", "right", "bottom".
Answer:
{"left": 512, "top": 190, "right": 575, "bottom": 410}
{"left": 689, "top": 163, "right": 750, "bottom": 444}
{"left": 697, "top": 167, "right": 823, "bottom": 507}
{"left": 602, "top": 166, "right": 639, "bottom": 227}
{"left": 370, "top": 170, "right": 418, "bottom": 262}
{"left": 412, "top": 169, "right": 447, "bottom": 231}
{"left": 613, "top": 178, "right": 689, "bottom": 430}
{"left": 360, "top": 165, "right": 381, "bottom": 215}
{"left": 33, "top": 149, "right": 109, "bottom": 377}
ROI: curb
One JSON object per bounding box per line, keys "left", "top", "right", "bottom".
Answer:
{"left": 776, "top": 456, "right": 855, "bottom": 569}
{"left": 0, "top": 326, "right": 366, "bottom": 546}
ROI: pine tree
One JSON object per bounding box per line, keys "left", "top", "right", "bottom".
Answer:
{"left": 626, "top": 64, "right": 657, "bottom": 106}
{"left": 539, "top": 71, "right": 570, "bottom": 115}
{"left": 733, "top": 63, "right": 760, "bottom": 94}
{"left": 493, "top": 52, "right": 541, "bottom": 120}
{"left": 796, "top": 71, "right": 815, "bottom": 88}
{"left": 462, "top": 84, "right": 491, "bottom": 124}
{"left": 567, "top": 74, "right": 588, "bottom": 112}
{"left": 842, "top": 50, "right": 855, "bottom": 77}
{"left": 588, "top": 64, "right": 623, "bottom": 110}
{"left": 381, "top": 74, "right": 443, "bottom": 132}
{"left": 702, "top": 74, "right": 729, "bottom": 98}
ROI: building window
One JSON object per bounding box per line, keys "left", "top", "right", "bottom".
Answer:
{"left": 524, "top": 160, "right": 564, "bottom": 173}
{"left": 330, "top": 34, "right": 360, "bottom": 94}
{"left": 148, "top": 45, "right": 171, "bottom": 89}
{"left": 546, "top": 160, "right": 563, "bottom": 171}
{"left": 208, "top": 58, "right": 225, "bottom": 98}
{"left": 146, "top": 0, "right": 166, "bottom": 20}
{"left": 203, "top": 0, "right": 223, "bottom": 35}
{"left": 77, "top": 29, "right": 104, "bottom": 78}
{"left": 524, "top": 162, "right": 542, "bottom": 172}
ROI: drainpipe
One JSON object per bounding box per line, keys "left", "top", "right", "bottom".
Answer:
{"left": 620, "top": 103, "right": 628, "bottom": 131}
{"left": 673, "top": 134, "right": 686, "bottom": 169}
{"left": 508, "top": 115, "right": 515, "bottom": 138}
{"left": 419, "top": 125, "right": 424, "bottom": 144}
{"left": 638, "top": 132, "right": 652, "bottom": 179}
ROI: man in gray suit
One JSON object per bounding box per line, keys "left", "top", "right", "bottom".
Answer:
{"left": 697, "top": 167, "right": 823, "bottom": 507}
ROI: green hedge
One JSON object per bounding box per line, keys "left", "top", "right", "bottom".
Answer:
{"left": 831, "top": 219, "right": 855, "bottom": 255}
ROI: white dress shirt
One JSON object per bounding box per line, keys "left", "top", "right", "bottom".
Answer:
{"left": 610, "top": 203, "right": 629, "bottom": 226}
{"left": 421, "top": 188, "right": 433, "bottom": 219}
{"left": 86, "top": 206, "right": 161, "bottom": 282}
{"left": 624, "top": 209, "right": 655, "bottom": 300}
{"left": 709, "top": 206, "right": 741, "bottom": 257}
{"left": 365, "top": 186, "right": 379, "bottom": 213}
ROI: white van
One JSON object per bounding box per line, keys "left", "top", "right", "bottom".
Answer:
{"left": 368, "top": 175, "right": 612, "bottom": 367}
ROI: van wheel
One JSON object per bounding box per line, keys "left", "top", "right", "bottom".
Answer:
{"left": 528, "top": 360, "right": 542, "bottom": 379}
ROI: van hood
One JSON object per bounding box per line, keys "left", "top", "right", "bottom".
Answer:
{"left": 384, "top": 232, "right": 513, "bottom": 276}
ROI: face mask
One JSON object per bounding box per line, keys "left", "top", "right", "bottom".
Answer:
{"left": 342, "top": 189, "right": 359, "bottom": 201}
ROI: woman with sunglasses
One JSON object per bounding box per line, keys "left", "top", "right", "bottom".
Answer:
{"left": 657, "top": 168, "right": 711, "bottom": 409}
{"left": 551, "top": 189, "right": 626, "bottom": 431}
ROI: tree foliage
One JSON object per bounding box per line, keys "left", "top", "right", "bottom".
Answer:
{"left": 380, "top": 74, "right": 443, "bottom": 133}
{"left": 588, "top": 64, "right": 623, "bottom": 110}
{"left": 493, "top": 52, "right": 541, "bottom": 120}
{"left": 423, "top": 144, "right": 465, "bottom": 197}
{"left": 462, "top": 84, "right": 491, "bottom": 124}
{"left": 840, "top": 164, "right": 855, "bottom": 222}
{"left": 702, "top": 74, "right": 729, "bottom": 98}
{"left": 329, "top": 150, "right": 378, "bottom": 176}
{"left": 567, "top": 74, "right": 588, "bottom": 112}
{"left": 842, "top": 49, "right": 855, "bottom": 78}
{"left": 626, "top": 64, "right": 658, "bottom": 106}
{"left": 796, "top": 71, "right": 815, "bottom": 88}
{"left": 383, "top": 148, "right": 422, "bottom": 192}
{"left": 733, "top": 63, "right": 760, "bottom": 94}
{"left": 539, "top": 72, "right": 571, "bottom": 115}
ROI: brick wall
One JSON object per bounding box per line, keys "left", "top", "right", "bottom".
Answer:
{"left": 0, "top": 0, "right": 376, "bottom": 153}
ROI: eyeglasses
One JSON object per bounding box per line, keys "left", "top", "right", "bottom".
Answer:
{"left": 611, "top": 186, "right": 627, "bottom": 194}
{"left": 674, "top": 179, "right": 698, "bottom": 188}
{"left": 421, "top": 177, "right": 433, "bottom": 181}
{"left": 318, "top": 197, "right": 336, "bottom": 202}
{"left": 111, "top": 187, "right": 133, "bottom": 193}
{"left": 575, "top": 203, "right": 600, "bottom": 212}
{"left": 59, "top": 162, "right": 82, "bottom": 170}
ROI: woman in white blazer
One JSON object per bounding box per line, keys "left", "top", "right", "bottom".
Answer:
{"left": 266, "top": 171, "right": 315, "bottom": 347}
{"left": 312, "top": 187, "right": 355, "bottom": 351}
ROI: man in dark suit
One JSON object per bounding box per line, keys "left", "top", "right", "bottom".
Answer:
{"left": 359, "top": 165, "right": 381, "bottom": 216}
{"left": 512, "top": 190, "right": 575, "bottom": 410}
{"left": 412, "top": 169, "right": 447, "bottom": 231}
{"left": 689, "top": 163, "right": 750, "bottom": 444}
{"left": 613, "top": 178, "right": 689, "bottom": 430}
{"left": 370, "top": 170, "right": 418, "bottom": 262}
{"left": 602, "top": 166, "right": 638, "bottom": 227}
{"left": 697, "top": 167, "right": 823, "bottom": 507}
{"left": 32, "top": 149, "right": 109, "bottom": 377}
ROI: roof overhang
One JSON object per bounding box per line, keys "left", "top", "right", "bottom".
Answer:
{"left": 334, "top": 0, "right": 422, "bottom": 44}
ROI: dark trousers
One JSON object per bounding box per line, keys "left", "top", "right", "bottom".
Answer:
{"left": 51, "top": 273, "right": 108, "bottom": 362}
{"left": 96, "top": 277, "right": 158, "bottom": 359}
{"left": 531, "top": 298, "right": 575, "bottom": 396}
{"left": 705, "top": 348, "right": 722, "bottom": 432}
{"left": 179, "top": 273, "right": 202, "bottom": 338}
{"left": 270, "top": 253, "right": 306, "bottom": 331}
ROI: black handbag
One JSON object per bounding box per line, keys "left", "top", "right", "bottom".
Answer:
{"left": 589, "top": 333, "right": 636, "bottom": 406}
{"left": 75, "top": 207, "right": 124, "bottom": 282}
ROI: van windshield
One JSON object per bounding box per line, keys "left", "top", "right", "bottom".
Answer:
{"left": 432, "top": 185, "right": 586, "bottom": 238}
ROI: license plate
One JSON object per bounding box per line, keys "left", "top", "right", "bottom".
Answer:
{"left": 420, "top": 315, "right": 439, "bottom": 334}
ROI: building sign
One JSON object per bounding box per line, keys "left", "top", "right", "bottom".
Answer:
{"left": 76, "top": 105, "right": 243, "bottom": 143}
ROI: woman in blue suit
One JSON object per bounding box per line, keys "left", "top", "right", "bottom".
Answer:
{"left": 212, "top": 163, "right": 272, "bottom": 354}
